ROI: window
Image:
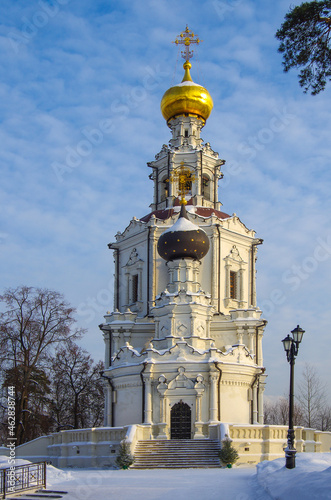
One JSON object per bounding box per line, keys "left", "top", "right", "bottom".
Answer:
{"left": 230, "top": 271, "right": 237, "bottom": 299}
{"left": 132, "top": 274, "right": 138, "bottom": 303}
{"left": 160, "top": 177, "right": 169, "bottom": 202}
{"left": 224, "top": 246, "right": 246, "bottom": 308}
{"left": 123, "top": 248, "right": 143, "bottom": 312}
{"left": 184, "top": 129, "right": 189, "bottom": 137}
{"left": 202, "top": 175, "right": 210, "bottom": 200}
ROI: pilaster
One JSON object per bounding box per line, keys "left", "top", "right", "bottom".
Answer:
{"left": 143, "top": 374, "right": 153, "bottom": 425}
{"left": 209, "top": 371, "right": 219, "bottom": 423}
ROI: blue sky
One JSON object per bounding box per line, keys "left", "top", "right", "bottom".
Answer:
{"left": 1, "top": 0, "right": 331, "bottom": 402}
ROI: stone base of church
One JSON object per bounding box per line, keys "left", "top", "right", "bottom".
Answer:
{"left": 8, "top": 423, "right": 331, "bottom": 468}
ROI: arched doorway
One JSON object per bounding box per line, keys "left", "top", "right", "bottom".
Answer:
{"left": 170, "top": 400, "right": 191, "bottom": 439}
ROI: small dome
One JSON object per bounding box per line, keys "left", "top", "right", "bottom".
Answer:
{"left": 157, "top": 204, "right": 210, "bottom": 261}
{"left": 161, "top": 61, "right": 213, "bottom": 124}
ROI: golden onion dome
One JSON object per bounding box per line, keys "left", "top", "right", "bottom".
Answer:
{"left": 161, "top": 61, "right": 213, "bottom": 124}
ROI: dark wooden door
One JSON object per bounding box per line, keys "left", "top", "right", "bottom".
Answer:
{"left": 170, "top": 400, "right": 191, "bottom": 439}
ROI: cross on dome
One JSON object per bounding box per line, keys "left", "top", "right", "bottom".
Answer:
{"left": 173, "top": 26, "right": 202, "bottom": 61}
{"left": 161, "top": 27, "right": 213, "bottom": 124}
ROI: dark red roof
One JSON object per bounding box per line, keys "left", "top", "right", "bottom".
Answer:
{"left": 140, "top": 206, "right": 231, "bottom": 223}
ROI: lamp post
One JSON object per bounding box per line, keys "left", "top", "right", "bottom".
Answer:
{"left": 282, "top": 325, "right": 305, "bottom": 469}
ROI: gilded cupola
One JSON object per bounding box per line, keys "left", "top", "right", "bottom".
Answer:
{"left": 160, "top": 26, "right": 213, "bottom": 125}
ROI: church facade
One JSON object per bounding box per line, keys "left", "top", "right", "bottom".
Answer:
{"left": 99, "top": 27, "right": 267, "bottom": 440}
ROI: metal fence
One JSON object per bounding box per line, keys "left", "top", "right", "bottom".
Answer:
{"left": 0, "top": 461, "right": 46, "bottom": 499}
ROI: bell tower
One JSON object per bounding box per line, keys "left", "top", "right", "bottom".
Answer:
{"left": 149, "top": 26, "right": 225, "bottom": 212}
{"left": 100, "top": 27, "right": 267, "bottom": 435}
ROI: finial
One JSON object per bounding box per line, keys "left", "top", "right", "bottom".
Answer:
{"left": 182, "top": 61, "right": 193, "bottom": 83}
{"left": 169, "top": 161, "right": 196, "bottom": 205}
{"left": 173, "top": 26, "right": 202, "bottom": 62}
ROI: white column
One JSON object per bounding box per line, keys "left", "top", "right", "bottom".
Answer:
{"left": 151, "top": 232, "right": 157, "bottom": 307}
{"left": 251, "top": 246, "right": 257, "bottom": 307}
{"left": 237, "top": 328, "right": 244, "bottom": 345}
{"left": 248, "top": 327, "right": 255, "bottom": 355}
{"left": 104, "top": 387, "right": 107, "bottom": 426}
{"left": 258, "top": 381, "right": 266, "bottom": 424}
{"left": 153, "top": 169, "right": 157, "bottom": 206}
{"left": 105, "top": 385, "right": 112, "bottom": 426}
{"left": 252, "top": 381, "right": 258, "bottom": 424}
{"left": 225, "top": 262, "right": 230, "bottom": 307}
{"left": 196, "top": 395, "right": 202, "bottom": 422}
{"left": 209, "top": 373, "right": 219, "bottom": 422}
{"left": 211, "top": 234, "right": 218, "bottom": 308}
{"left": 104, "top": 333, "right": 110, "bottom": 368}
{"left": 138, "top": 267, "right": 143, "bottom": 301}
{"left": 159, "top": 396, "right": 164, "bottom": 422}
{"left": 257, "top": 332, "right": 263, "bottom": 366}
{"left": 239, "top": 267, "right": 244, "bottom": 307}
{"left": 144, "top": 376, "right": 153, "bottom": 424}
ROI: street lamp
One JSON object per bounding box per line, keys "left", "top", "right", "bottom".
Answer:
{"left": 282, "top": 324, "right": 305, "bottom": 469}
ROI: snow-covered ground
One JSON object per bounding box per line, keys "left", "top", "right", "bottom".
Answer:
{"left": 1, "top": 454, "right": 331, "bottom": 500}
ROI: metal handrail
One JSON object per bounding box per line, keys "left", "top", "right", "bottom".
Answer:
{"left": 0, "top": 461, "right": 46, "bottom": 499}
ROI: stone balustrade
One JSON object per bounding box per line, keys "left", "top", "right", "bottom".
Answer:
{"left": 7, "top": 423, "right": 331, "bottom": 468}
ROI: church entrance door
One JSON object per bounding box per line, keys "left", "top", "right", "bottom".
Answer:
{"left": 170, "top": 400, "right": 191, "bottom": 439}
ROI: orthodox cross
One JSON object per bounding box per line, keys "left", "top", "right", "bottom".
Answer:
{"left": 173, "top": 26, "right": 202, "bottom": 61}
{"left": 169, "top": 161, "right": 196, "bottom": 204}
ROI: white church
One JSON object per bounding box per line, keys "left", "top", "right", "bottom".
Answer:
{"left": 99, "top": 26, "right": 267, "bottom": 441}
{"left": 13, "top": 28, "right": 331, "bottom": 468}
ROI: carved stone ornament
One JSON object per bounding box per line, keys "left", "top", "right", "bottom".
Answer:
{"left": 168, "top": 367, "right": 195, "bottom": 390}
{"left": 228, "top": 245, "right": 243, "bottom": 262}
{"left": 126, "top": 248, "right": 143, "bottom": 266}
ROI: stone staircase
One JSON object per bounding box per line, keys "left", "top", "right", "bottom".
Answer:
{"left": 132, "top": 439, "right": 221, "bottom": 469}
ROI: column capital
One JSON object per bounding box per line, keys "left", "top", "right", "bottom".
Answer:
{"left": 209, "top": 372, "right": 219, "bottom": 383}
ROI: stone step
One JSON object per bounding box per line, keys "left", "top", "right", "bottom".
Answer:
{"left": 134, "top": 451, "right": 220, "bottom": 455}
{"left": 132, "top": 439, "right": 221, "bottom": 469}
{"left": 134, "top": 460, "right": 220, "bottom": 467}
{"left": 134, "top": 458, "right": 220, "bottom": 461}
{"left": 135, "top": 446, "right": 220, "bottom": 450}
{"left": 132, "top": 465, "right": 221, "bottom": 469}
{"left": 135, "top": 448, "right": 219, "bottom": 453}
{"left": 134, "top": 454, "right": 219, "bottom": 458}
{"left": 135, "top": 455, "right": 222, "bottom": 462}
{"left": 136, "top": 445, "right": 219, "bottom": 450}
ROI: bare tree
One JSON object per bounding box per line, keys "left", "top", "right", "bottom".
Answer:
{"left": 2, "top": 364, "right": 52, "bottom": 442}
{"left": 264, "top": 397, "right": 304, "bottom": 426}
{"left": 264, "top": 364, "right": 329, "bottom": 431}
{"left": 296, "top": 363, "right": 326, "bottom": 429}
{"left": 263, "top": 399, "right": 279, "bottom": 425}
{"left": 50, "top": 340, "right": 104, "bottom": 430}
{"left": 0, "top": 286, "right": 84, "bottom": 444}
{"left": 316, "top": 405, "right": 331, "bottom": 431}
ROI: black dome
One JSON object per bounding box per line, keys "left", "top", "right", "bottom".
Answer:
{"left": 157, "top": 204, "right": 210, "bottom": 261}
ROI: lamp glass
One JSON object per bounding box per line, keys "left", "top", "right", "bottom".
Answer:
{"left": 291, "top": 325, "right": 305, "bottom": 344}
{"left": 282, "top": 334, "right": 292, "bottom": 353}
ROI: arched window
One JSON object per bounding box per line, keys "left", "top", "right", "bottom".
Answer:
{"left": 160, "top": 176, "right": 169, "bottom": 202}
{"left": 224, "top": 245, "right": 246, "bottom": 308}
{"left": 202, "top": 175, "right": 210, "bottom": 200}
{"left": 123, "top": 248, "right": 144, "bottom": 312}
{"left": 230, "top": 271, "right": 238, "bottom": 299}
